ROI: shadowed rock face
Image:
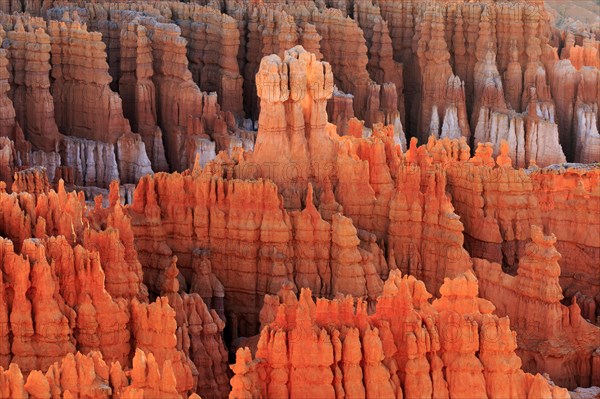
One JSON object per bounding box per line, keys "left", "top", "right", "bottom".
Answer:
{"left": 0, "top": 0, "right": 598, "bottom": 398}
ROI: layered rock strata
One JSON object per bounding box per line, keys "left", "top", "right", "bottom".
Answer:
{"left": 231, "top": 270, "right": 570, "bottom": 399}
{"left": 474, "top": 226, "right": 600, "bottom": 389}
{"left": 446, "top": 160, "right": 600, "bottom": 322}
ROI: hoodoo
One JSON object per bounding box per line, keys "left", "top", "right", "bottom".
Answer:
{"left": 0, "top": 0, "right": 598, "bottom": 398}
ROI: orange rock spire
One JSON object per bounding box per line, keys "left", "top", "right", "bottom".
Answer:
{"left": 231, "top": 271, "right": 570, "bottom": 399}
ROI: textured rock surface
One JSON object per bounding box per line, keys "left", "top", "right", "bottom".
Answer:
{"left": 0, "top": 349, "right": 207, "bottom": 398}
{"left": 231, "top": 270, "right": 570, "bottom": 399}
{"left": 474, "top": 226, "right": 600, "bottom": 389}
{"left": 0, "top": 0, "right": 598, "bottom": 396}
{"left": 11, "top": 166, "right": 50, "bottom": 197}
{"left": 6, "top": 24, "right": 62, "bottom": 153}
{"left": 239, "top": 45, "right": 336, "bottom": 209}
{"left": 47, "top": 14, "right": 131, "bottom": 144}
{"left": 415, "top": 8, "right": 467, "bottom": 143}
{"left": 60, "top": 136, "right": 119, "bottom": 188}
{"left": 446, "top": 161, "right": 600, "bottom": 322}
{"left": 0, "top": 179, "right": 229, "bottom": 397}
{"left": 172, "top": 3, "right": 243, "bottom": 117}
{"left": 132, "top": 17, "right": 221, "bottom": 171}
{"left": 128, "top": 170, "right": 384, "bottom": 337}
{"left": 131, "top": 297, "right": 196, "bottom": 395}
{"left": 119, "top": 20, "right": 169, "bottom": 172}
{"left": 0, "top": 47, "right": 28, "bottom": 165}
{"left": 0, "top": 137, "right": 15, "bottom": 188}
{"left": 158, "top": 259, "right": 229, "bottom": 399}
{"left": 0, "top": 0, "right": 588, "bottom": 180}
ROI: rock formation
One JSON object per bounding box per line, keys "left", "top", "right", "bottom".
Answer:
{"left": 172, "top": 3, "right": 244, "bottom": 117}
{"left": 158, "top": 259, "right": 230, "bottom": 399}
{"left": 446, "top": 160, "right": 600, "bottom": 323}
{"left": 0, "top": 48, "right": 27, "bottom": 164}
{"left": 131, "top": 297, "right": 196, "bottom": 395}
{"left": 11, "top": 166, "right": 50, "bottom": 197}
{"left": 0, "top": 178, "right": 232, "bottom": 396}
{"left": 0, "top": 137, "right": 15, "bottom": 188}
{"left": 327, "top": 87, "right": 355, "bottom": 137}
{"left": 415, "top": 6, "right": 468, "bottom": 143}
{"left": 573, "top": 67, "right": 600, "bottom": 164}
{"left": 239, "top": 45, "right": 335, "bottom": 209}
{"left": 354, "top": 0, "right": 405, "bottom": 127}
{"left": 128, "top": 169, "right": 385, "bottom": 337}
{"left": 6, "top": 24, "right": 62, "bottom": 153}
{"left": 474, "top": 226, "right": 600, "bottom": 389}
{"left": 231, "top": 270, "right": 570, "bottom": 399}
{"left": 0, "top": 349, "right": 206, "bottom": 398}
{"left": 2, "top": 0, "right": 584, "bottom": 178}
{"left": 189, "top": 248, "right": 225, "bottom": 321}
{"left": 60, "top": 136, "right": 119, "bottom": 188}
{"left": 119, "top": 20, "right": 168, "bottom": 172}
{"left": 47, "top": 14, "right": 130, "bottom": 144}
{"left": 134, "top": 16, "right": 221, "bottom": 171}
{"left": 0, "top": 0, "right": 597, "bottom": 396}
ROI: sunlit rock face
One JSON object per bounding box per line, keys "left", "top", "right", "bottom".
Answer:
{"left": 0, "top": 0, "right": 598, "bottom": 397}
